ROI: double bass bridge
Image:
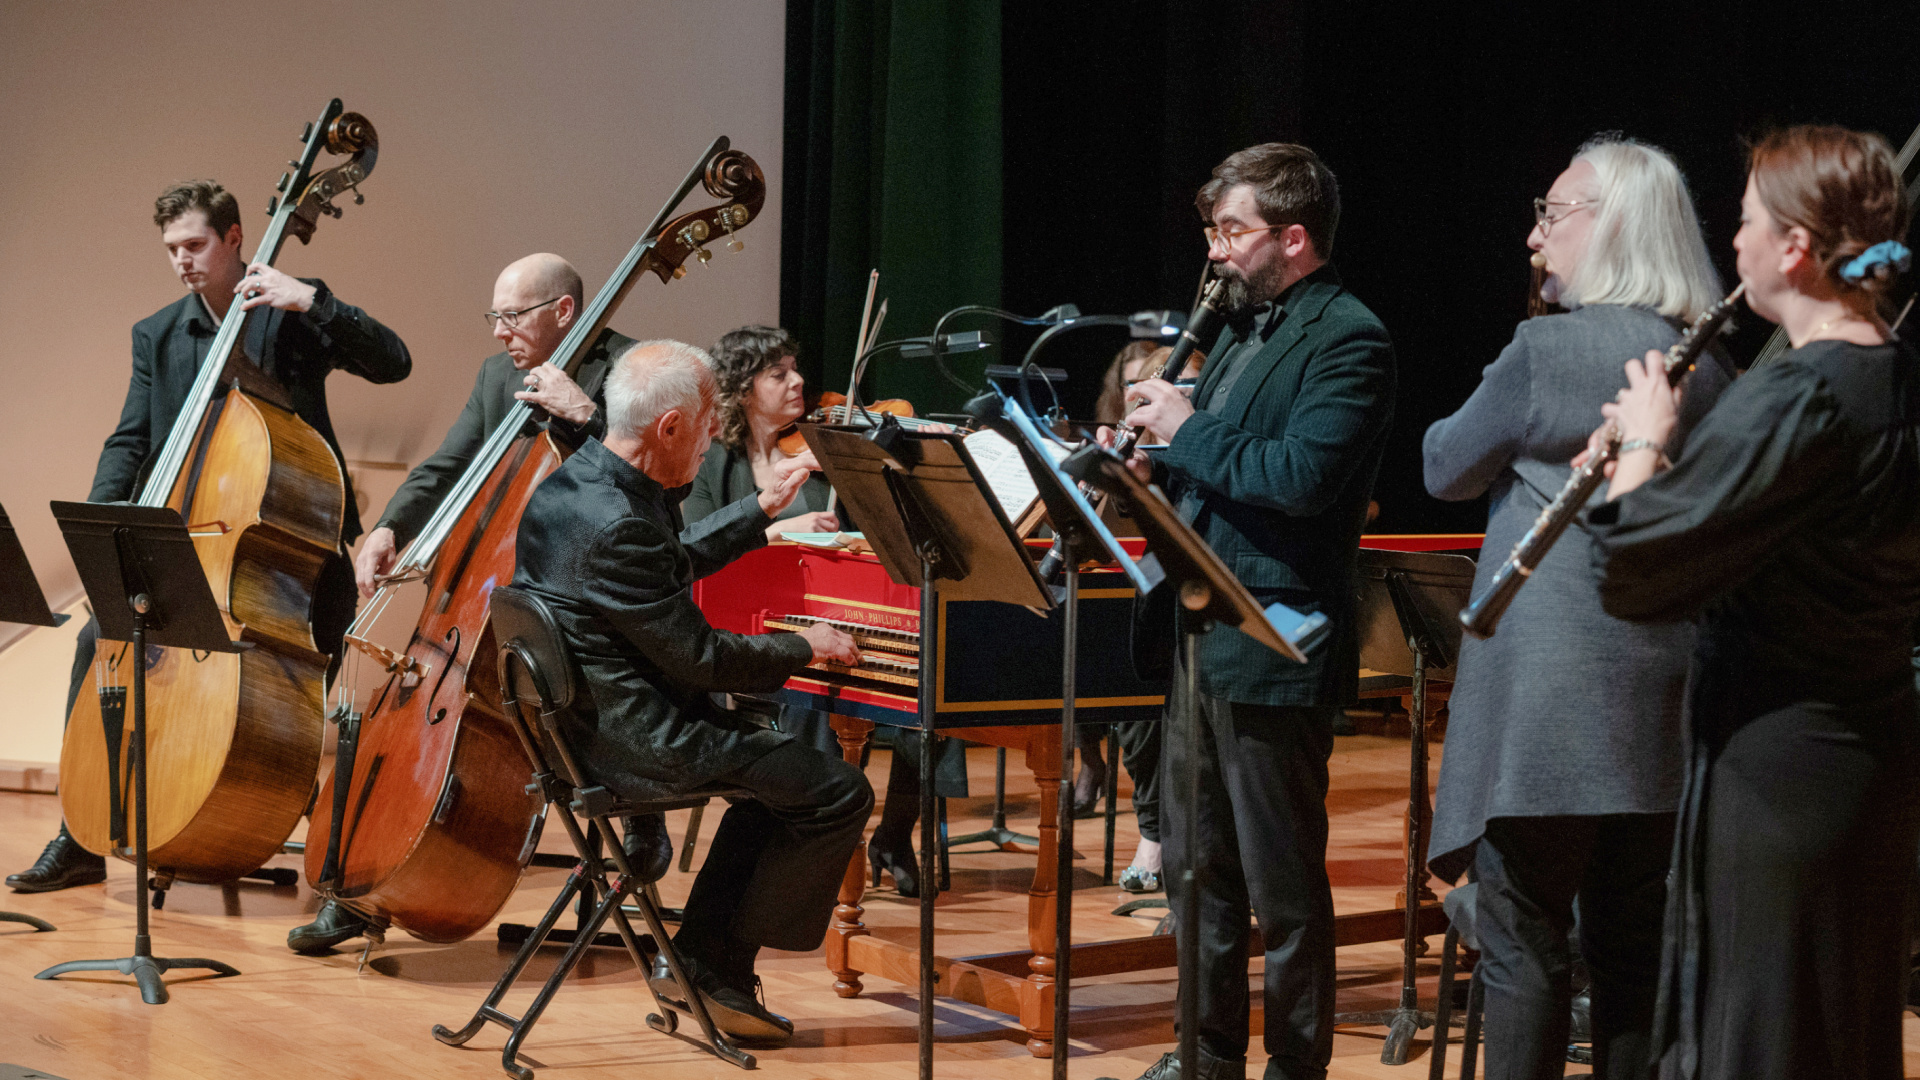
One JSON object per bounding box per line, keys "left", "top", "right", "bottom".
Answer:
{"left": 345, "top": 633, "right": 429, "bottom": 683}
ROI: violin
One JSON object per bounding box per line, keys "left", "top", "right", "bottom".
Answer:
{"left": 775, "top": 390, "right": 946, "bottom": 456}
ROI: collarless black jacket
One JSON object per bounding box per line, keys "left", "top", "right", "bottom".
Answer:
{"left": 375, "top": 328, "right": 631, "bottom": 546}
{"left": 511, "top": 438, "right": 816, "bottom": 801}
{"left": 92, "top": 280, "right": 412, "bottom": 543}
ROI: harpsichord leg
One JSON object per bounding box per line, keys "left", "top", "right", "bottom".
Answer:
{"left": 828, "top": 714, "right": 874, "bottom": 997}
{"left": 1022, "top": 727, "right": 1063, "bottom": 1057}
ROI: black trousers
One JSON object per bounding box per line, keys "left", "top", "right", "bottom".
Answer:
{"left": 1117, "top": 717, "right": 1163, "bottom": 842}
{"left": 1164, "top": 690, "right": 1337, "bottom": 1080}
{"left": 674, "top": 739, "right": 873, "bottom": 967}
{"left": 1474, "top": 813, "right": 1673, "bottom": 1080}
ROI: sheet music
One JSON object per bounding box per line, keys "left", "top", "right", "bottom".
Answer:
{"left": 963, "top": 428, "right": 1071, "bottom": 523}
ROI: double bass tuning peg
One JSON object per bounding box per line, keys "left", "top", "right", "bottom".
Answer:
{"left": 300, "top": 121, "right": 313, "bottom": 142}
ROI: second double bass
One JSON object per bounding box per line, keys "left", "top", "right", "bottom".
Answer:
{"left": 306, "top": 140, "right": 768, "bottom": 943}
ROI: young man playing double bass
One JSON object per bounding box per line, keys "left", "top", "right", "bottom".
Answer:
{"left": 7, "top": 181, "right": 411, "bottom": 894}
{"left": 287, "top": 251, "right": 619, "bottom": 954}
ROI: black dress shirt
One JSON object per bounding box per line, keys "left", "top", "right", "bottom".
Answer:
{"left": 93, "top": 279, "right": 412, "bottom": 543}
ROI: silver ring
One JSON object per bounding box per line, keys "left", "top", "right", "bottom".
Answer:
{"left": 527, "top": 378, "right": 539, "bottom": 391}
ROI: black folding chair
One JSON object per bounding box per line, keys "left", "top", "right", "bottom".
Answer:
{"left": 432, "top": 586, "right": 755, "bottom": 1076}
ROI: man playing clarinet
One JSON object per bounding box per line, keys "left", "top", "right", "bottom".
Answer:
{"left": 1099, "top": 143, "right": 1397, "bottom": 1080}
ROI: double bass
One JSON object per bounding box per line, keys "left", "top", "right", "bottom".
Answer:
{"left": 306, "top": 139, "right": 766, "bottom": 944}
{"left": 60, "top": 100, "right": 380, "bottom": 888}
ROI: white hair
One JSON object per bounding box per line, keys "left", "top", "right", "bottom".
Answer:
{"left": 603, "top": 338, "right": 715, "bottom": 440}
{"left": 1564, "top": 136, "right": 1724, "bottom": 321}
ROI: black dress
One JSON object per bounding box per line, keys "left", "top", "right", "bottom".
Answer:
{"left": 1590, "top": 339, "right": 1920, "bottom": 1080}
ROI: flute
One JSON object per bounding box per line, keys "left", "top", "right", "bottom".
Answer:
{"left": 1457, "top": 283, "right": 1745, "bottom": 639}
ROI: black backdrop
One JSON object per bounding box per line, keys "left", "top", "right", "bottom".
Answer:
{"left": 996, "top": 1, "right": 1920, "bottom": 535}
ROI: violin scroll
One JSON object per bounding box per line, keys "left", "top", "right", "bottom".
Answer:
{"left": 644, "top": 148, "right": 766, "bottom": 282}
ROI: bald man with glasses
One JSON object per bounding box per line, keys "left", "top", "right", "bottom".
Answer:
{"left": 288, "top": 251, "right": 631, "bottom": 955}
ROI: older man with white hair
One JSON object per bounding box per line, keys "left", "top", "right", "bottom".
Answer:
{"left": 511, "top": 339, "right": 867, "bottom": 1046}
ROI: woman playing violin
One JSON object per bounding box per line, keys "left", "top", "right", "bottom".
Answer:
{"left": 682, "top": 326, "right": 839, "bottom": 540}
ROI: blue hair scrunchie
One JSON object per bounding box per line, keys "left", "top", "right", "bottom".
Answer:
{"left": 1840, "top": 240, "right": 1912, "bottom": 283}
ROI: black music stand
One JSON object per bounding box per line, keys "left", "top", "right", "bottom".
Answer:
{"left": 0, "top": 503, "right": 66, "bottom": 934}
{"left": 1063, "top": 444, "right": 1325, "bottom": 1080}
{"left": 801, "top": 421, "right": 1051, "bottom": 1080}
{"left": 1333, "top": 547, "right": 1474, "bottom": 1064}
{"left": 36, "top": 502, "right": 244, "bottom": 1004}
{"left": 969, "top": 386, "right": 1160, "bottom": 1080}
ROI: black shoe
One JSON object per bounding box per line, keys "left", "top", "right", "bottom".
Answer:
{"left": 287, "top": 900, "right": 371, "bottom": 955}
{"left": 1570, "top": 985, "right": 1593, "bottom": 1042}
{"left": 6, "top": 828, "right": 106, "bottom": 893}
{"left": 868, "top": 837, "right": 919, "bottom": 898}
{"left": 1096, "top": 1048, "right": 1246, "bottom": 1080}
{"left": 649, "top": 952, "right": 794, "bottom": 1045}
{"left": 1073, "top": 757, "right": 1107, "bottom": 818}
{"left": 621, "top": 813, "right": 673, "bottom": 884}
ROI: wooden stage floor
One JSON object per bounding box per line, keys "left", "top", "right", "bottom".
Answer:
{"left": 4, "top": 736, "right": 1919, "bottom": 1079}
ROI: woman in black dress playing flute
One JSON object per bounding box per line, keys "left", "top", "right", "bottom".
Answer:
{"left": 1591, "top": 124, "right": 1918, "bottom": 1080}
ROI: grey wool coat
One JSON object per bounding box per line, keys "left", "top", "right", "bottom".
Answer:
{"left": 1422, "top": 303, "right": 1733, "bottom": 882}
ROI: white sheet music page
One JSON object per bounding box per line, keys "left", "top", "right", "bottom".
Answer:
{"left": 962, "top": 428, "right": 1072, "bottom": 523}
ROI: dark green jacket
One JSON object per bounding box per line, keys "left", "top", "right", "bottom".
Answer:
{"left": 1152, "top": 264, "right": 1396, "bottom": 706}
{"left": 376, "top": 328, "right": 631, "bottom": 545}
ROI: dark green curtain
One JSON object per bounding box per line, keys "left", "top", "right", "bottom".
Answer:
{"left": 781, "top": 0, "right": 1002, "bottom": 414}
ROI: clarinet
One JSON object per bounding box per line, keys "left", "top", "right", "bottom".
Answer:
{"left": 1109, "top": 275, "right": 1230, "bottom": 459}
{"left": 1033, "top": 275, "right": 1230, "bottom": 581}
{"left": 1456, "top": 283, "right": 1745, "bottom": 639}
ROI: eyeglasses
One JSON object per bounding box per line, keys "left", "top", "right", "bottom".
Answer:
{"left": 484, "top": 296, "right": 562, "bottom": 330}
{"left": 1533, "top": 198, "right": 1598, "bottom": 237}
{"left": 1203, "top": 223, "right": 1278, "bottom": 250}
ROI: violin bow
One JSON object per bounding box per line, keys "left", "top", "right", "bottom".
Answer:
{"left": 825, "top": 277, "right": 884, "bottom": 517}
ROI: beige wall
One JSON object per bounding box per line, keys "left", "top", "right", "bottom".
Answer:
{"left": 0, "top": 0, "right": 786, "bottom": 624}
{"left": 0, "top": 1, "right": 787, "bottom": 766}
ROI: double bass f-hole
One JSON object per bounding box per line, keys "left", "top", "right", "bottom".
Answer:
{"left": 425, "top": 625, "right": 459, "bottom": 725}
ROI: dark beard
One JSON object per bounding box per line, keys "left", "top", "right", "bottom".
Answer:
{"left": 1217, "top": 256, "right": 1287, "bottom": 318}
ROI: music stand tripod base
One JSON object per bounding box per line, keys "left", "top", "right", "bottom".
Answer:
{"left": 37, "top": 502, "right": 248, "bottom": 1004}
{"left": 0, "top": 503, "right": 66, "bottom": 936}
{"left": 1, "top": 912, "right": 56, "bottom": 932}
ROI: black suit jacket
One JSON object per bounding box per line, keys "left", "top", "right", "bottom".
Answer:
{"left": 1151, "top": 264, "right": 1397, "bottom": 707}
{"left": 512, "top": 438, "right": 815, "bottom": 801}
{"left": 376, "top": 328, "right": 631, "bottom": 545}
{"left": 92, "top": 280, "right": 412, "bottom": 543}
